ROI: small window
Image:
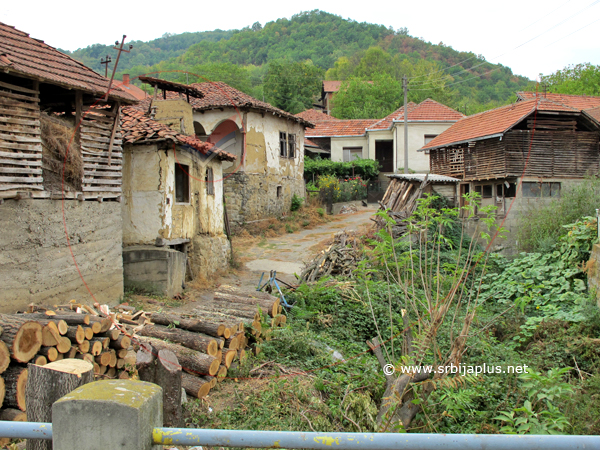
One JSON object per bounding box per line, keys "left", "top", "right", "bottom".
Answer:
{"left": 474, "top": 185, "right": 482, "bottom": 195}
{"left": 343, "top": 147, "right": 362, "bottom": 162}
{"left": 175, "top": 163, "right": 190, "bottom": 203}
{"left": 522, "top": 182, "right": 560, "bottom": 198}
{"left": 288, "top": 134, "right": 296, "bottom": 158}
{"left": 424, "top": 134, "right": 438, "bottom": 145}
{"left": 505, "top": 182, "right": 516, "bottom": 198}
{"left": 276, "top": 186, "right": 282, "bottom": 198}
{"left": 482, "top": 185, "right": 493, "bottom": 198}
{"left": 279, "top": 132, "right": 287, "bottom": 157}
{"left": 206, "top": 167, "right": 214, "bottom": 196}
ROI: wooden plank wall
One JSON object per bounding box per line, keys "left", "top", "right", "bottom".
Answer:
{"left": 81, "top": 106, "right": 122, "bottom": 199}
{"left": 430, "top": 146, "right": 466, "bottom": 177}
{"left": 0, "top": 80, "right": 43, "bottom": 192}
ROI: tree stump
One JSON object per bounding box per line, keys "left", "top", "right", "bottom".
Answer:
{"left": 25, "top": 359, "right": 94, "bottom": 450}
{"left": 156, "top": 349, "right": 182, "bottom": 427}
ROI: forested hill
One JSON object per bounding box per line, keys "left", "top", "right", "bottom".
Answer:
{"left": 64, "top": 10, "right": 532, "bottom": 117}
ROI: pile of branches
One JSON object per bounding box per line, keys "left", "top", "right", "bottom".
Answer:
{"left": 298, "top": 231, "right": 363, "bottom": 283}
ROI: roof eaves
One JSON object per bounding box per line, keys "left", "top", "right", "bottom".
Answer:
{"left": 419, "top": 132, "right": 505, "bottom": 152}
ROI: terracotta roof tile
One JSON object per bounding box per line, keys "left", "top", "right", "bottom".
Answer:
{"left": 295, "top": 109, "right": 341, "bottom": 124}
{"left": 0, "top": 22, "right": 136, "bottom": 102}
{"left": 422, "top": 98, "right": 583, "bottom": 151}
{"left": 304, "top": 138, "right": 320, "bottom": 147}
{"left": 120, "top": 106, "right": 235, "bottom": 161}
{"left": 323, "top": 81, "right": 342, "bottom": 93}
{"left": 368, "top": 99, "right": 463, "bottom": 131}
{"left": 517, "top": 91, "right": 600, "bottom": 110}
{"left": 306, "top": 119, "right": 378, "bottom": 137}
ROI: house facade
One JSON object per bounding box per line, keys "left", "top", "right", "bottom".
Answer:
{"left": 140, "top": 78, "right": 312, "bottom": 225}
{"left": 304, "top": 99, "right": 463, "bottom": 175}
{"left": 421, "top": 93, "right": 600, "bottom": 253}
{"left": 0, "top": 21, "right": 137, "bottom": 311}
{"left": 120, "top": 103, "right": 235, "bottom": 296}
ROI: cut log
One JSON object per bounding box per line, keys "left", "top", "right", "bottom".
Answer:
{"left": 33, "top": 355, "right": 47, "bottom": 366}
{"left": 138, "top": 324, "right": 218, "bottom": 357}
{"left": 4, "top": 365, "right": 27, "bottom": 410}
{"left": 41, "top": 325, "right": 58, "bottom": 347}
{"left": 0, "top": 315, "right": 42, "bottom": 363}
{"left": 21, "top": 313, "right": 90, "bottom": 326}
{"left": 55, "top": 353, "right": 64, "bottom": 361}
{"left": 109, "top": 350, "right": 117, "bottom": 368}
{"left": 213, "top": 291, "right": 280, "bottom": 317}
{"left": 216, "top": 365, "right": 227, "bottom": 382}
{"left": 97, "top": 364, "right": 107, "bottom": 376}
{"left": 222, "top": 350, "right": 236, "bottom": 369}
{"left": 0, "top": 408, "right": 26, "bottom": 421}
{"left": 0, "top": 341, "right": 10, "bottom": 374}
{"left": 136, "top": 348, "right": 155, "bottom": 383}
{"left": 118, "top": 370, "right": 130, "bottom": 380}
{"left": 238, "top": 349, "right": 247, "bottom": 364}
{"left": 202, "top": 375, "right": 216, "bottom": 388}
{"left": 150, "top": 313, "right": 226, "bottom": 337}
{"left": 78, "top": 340, "right": 90, "bottom": 354}
{"left": 67, "top": 347, "right": 77, "bottom": 359}
{"left": 118, "top": 348, "right": 129, "bottom": 359}
{"left": 106, "top": 367, "right": 116, "bottom": 378}
{"left": 88, "top": 339, "right": 103, "bottom": 356}
{"left": 138, "top": 337, "right": 219, "bottom": 376}
{"left": 156, "top": 349, "right": 182, "bottom": 427}
{"left": 88, "top": 316, "right": 113, "bottom": 333}
{"left": 95, "top": 352, "right": 111, "bottom": 366}
{"left": 181, "top": 372, "right": 210, "bottom": 399}
{"left": 83, "top": 327, "right": 94, "bottom": 340}
{"left": 116, "top": 358, "right": 125, "bottom": 369}
{"left": 65, "top": 325, "right": 85, "bottom": 344}
{"left": 108, "top": 334, "right": 131, "bottom": 350}
{"left": 56, "top": 336, "right": 71, "bottom": 354}
{"left": 99, "top": 329, "right": 120, "bottom": 340}
{"left": 25, "top": 359, "right": 94, "bottom": 450}
{"left": 76, "top": 353, "right": 94, "bottom": 365}
{"left": 225, "top": 335, "right": 239, "bottom": 351}
{"left": 90, "top": 322, "right": 102, "bottom": 334}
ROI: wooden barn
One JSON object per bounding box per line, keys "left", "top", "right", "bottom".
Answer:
{"left": 0, "top": 22, "right": 137, "bottom": 311}
{"left": 421, "top": 93, "right": 600, "bottom": 252}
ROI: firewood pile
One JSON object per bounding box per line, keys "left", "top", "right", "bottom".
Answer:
{"left": 298, "top": 231, "right": 363, "bottom": 283}
{"left": 0, "top": 284, "right": 285, "bottom": 429}
{"left": 373, "top": 176, "right": 431, "bottom": 235}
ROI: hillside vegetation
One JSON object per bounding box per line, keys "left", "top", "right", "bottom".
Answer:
{"left": 65, "top": 10, "right": 531, "bottom": 116}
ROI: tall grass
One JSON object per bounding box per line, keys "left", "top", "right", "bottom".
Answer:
{"left": 516, "top": 177, "right": 600, "bottom": 252}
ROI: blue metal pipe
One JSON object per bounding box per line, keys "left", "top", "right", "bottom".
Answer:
{"left": 152, "top": 428, "right": 600, "bottom": 449}
{"left": 0, "top": 421, "right": 52, "bottom": 440}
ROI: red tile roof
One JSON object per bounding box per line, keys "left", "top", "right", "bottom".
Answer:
{"left": 323, "top": 81, "right": 342, "bottom": 93}
{"left": 304, "top": 138, "right": 320, "bottom": 148}
{"left": 517, "top": 91, "right": 600, "bottom": 110}
{"left": 295, "top": 109, "right": 341, "bottom": 124}
{"left": 306, "top": 119, "right": 378, "bottom": 137}
{"left": 120, "top": 107, "right": 235, "bottom": 161}
{"left": 421, "top": 98, "right": 583, "bottom": 151}
{"left": 584, "top": 105, "right": 600, "bottom": 123}
{"left": 0, "top": 22, "right": 137, "bottom": 102}
{"left": 369, "top": 99, "right": 463, "bottom": 130}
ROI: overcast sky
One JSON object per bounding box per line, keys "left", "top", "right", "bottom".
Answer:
{"left": 3, "top": 0, "right": 599, "bottom": 81}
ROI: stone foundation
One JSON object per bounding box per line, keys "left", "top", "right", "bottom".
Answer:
{"left": 123, "top": 246, "right": 186, "bottom": 297}
{"left": 0, "top": 199, "right": 124, "bottom": 312}
{"left": 190, "top": 234, "right": 230, "bottom": 278}
{"left": 224, "top": 172, "right": 305, "bottom": 223}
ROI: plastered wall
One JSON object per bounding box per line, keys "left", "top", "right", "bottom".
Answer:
{"left": 0, "top": 199, "right": 124, "bottom": 312}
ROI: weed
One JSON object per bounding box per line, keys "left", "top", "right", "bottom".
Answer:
{"left": 291, "top": 194, "right": 304, "bottom": 211}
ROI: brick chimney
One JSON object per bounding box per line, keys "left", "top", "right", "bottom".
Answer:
{"left": 123, "top": 74, "right": 130, "bottom": 86}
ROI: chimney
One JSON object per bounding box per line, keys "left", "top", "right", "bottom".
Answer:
{"left": 123, "top": 74, "right": 130, "bottom": 86}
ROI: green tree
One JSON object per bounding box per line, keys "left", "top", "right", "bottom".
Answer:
{"left": 331, "top": 73, "right": 401, "bottom": 119}
{"left": 542, "top": 63, "right": 600, "bottom": 96}
{"left": 407, "top": 60, "right": 457, "bottom": 105}
{"left": 264, "top": 59, "right": 324, "bottom": 114}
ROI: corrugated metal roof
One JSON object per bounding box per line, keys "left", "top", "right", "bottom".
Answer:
{"left": 386, "top": 173, "right": 460, "bottom": 183}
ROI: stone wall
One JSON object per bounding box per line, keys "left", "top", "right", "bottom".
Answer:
{"left": 0, "top": 199, "right": 123, "bottom": 312}
{"left": 224, "top": 172, "right": 305, "bottom": 223}
{"left": 190, "top": 235, "right": 231, "bottom": 277}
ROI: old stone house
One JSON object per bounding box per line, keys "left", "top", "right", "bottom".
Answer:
{"left": 0, "top": 21, "right": 137, "bottom": 311}
{"left": 120, "top": 100, "right": 235, "bottom": 296}
{"left": 421, "top": 93, "right": 600, "bottom": 253}
{"left": 138, "top": 77, "right": 313, "bottom": 224}
{"left": 303, "top": 99, "right": 464, "bottom": 175}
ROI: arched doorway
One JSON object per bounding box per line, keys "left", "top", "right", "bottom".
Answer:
{"left": 209, "top": 120, "right": 243, "bottom": 172}
{"left": 194, "top": 121, "right": 208, "bottom": 141}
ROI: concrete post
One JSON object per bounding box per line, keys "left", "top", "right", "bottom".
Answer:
{"left": 52, "top": 379, "right": 162, "bottom": 450}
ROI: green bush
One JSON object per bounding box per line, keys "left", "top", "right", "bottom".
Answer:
{"left": 305, "top": 157, "right": 380, "bottom": 181}
{"left": 290, "top": 193, "right": 303, "bottom": 211}
{"left": 517, "top": 177, "right": 600, "bottom": 252}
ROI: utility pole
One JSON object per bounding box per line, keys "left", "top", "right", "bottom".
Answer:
{"left": 103, "top": 35, "right": 133, "bottom": 101}
{"left": 100, "top": 55, "right": 112, "bottom": 78}
{"left": 403, "top": 74, "right": 408, "bottom": 174}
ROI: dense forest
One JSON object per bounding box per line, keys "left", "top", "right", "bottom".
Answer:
{"left": 64, "top": 10, "right": 532, "bottom": 116}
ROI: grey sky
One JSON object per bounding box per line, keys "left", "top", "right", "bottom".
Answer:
{"left": 3, "top": 0, "right": 599, "bottom": 80}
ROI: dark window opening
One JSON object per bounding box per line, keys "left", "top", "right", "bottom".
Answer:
{"left": 279, "top": 132, "right": 287, "bottom": 157}
{"left": 276, "top": 186, "right": 282, "bottom": 198}
{"left": 288, "top": 134, "right": 296, "bottom": 158}
{"left": 206, "top": 167, "right": 214, "bottom": 195}
{"left": 175, "top": 164, "right": 190, "bottom": 203}
{"left": 505, "top": 182, "right": 516, "bottom": 197}
{"left": 424, "top": 134, "right": 438, "bottom": 145}
{"left": 482, "top": 185, "right": 493, "bottom": 198}
{"left": 522, "top": 182, "right": 561, "bottom": 198}
{"left": 474, "top": 185, "right": 482, "bottom": 195}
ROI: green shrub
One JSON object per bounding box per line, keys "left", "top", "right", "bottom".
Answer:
{"left": 291, "top": 193, "right": 303, "bottom": 211}
{"left": 305, "top": 157, "right": 380, "bottom": 181}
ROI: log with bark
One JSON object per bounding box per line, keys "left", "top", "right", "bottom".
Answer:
{"left": 136, "top": 347, "right": 155, "bottom": 383}
{"left": 181, "top": 372, "right": 210, "bottom": 399}
{"left": 155, "top": 349, "right": 182, "bottom": 427}
{"left": 137, "top": 337, "right": 220, "bottom": 376}
{"left": 150, "top": 313, "right": 226, "bottom": 338}
{"left": 0, "top": 315, "right": 42, "bottom": 363}
{"left": 138, "top": 324, "right": 219, "bottom": 357}
{"left": 25, "top": 359, "right": 94, "bottom": 450}
{"left": 4, "top": 365, "right": 27, "bottom": 410}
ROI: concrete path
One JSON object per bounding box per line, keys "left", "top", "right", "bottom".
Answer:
{"left": 239, "top": 204, "right": 377, "bottom": 284}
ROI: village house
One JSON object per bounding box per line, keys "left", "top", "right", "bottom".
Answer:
{"left": 120, "top": 93, "right": 235, "bottom": 297}
{"left": 138, "top": 77, "right": 313, "bottom": 225}
{"left": 302, "top": 99, "right": 463, "bottom": 176}
{"left": 0, "top": 22, "right": 137, "bottom": 311}
{"left": 421, "top": 92, "right": 600, "bottom": 253}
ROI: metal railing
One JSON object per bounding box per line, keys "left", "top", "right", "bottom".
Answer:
{"left": 2, "top": 422, "right": 600, "bottom": 450}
